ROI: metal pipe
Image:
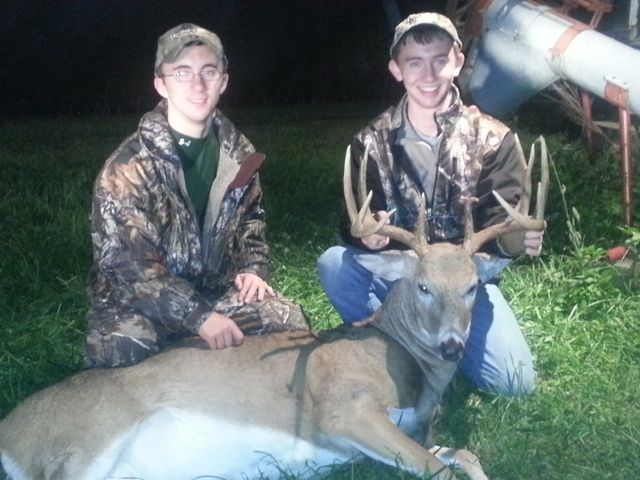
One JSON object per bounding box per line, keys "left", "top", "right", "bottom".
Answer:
{"left": 630, "top": 0, "right": 639, "bottom": 40}
{"left": 460, "top": 0, "right": 640, "bottom": 116}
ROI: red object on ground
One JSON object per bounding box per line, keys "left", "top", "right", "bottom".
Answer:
{"left": 607, "top": 246, "right": 629, "bottom": 262}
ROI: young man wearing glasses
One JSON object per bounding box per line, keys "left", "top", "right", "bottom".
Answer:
{"left": 85, "top": 23, "right": 308, "bottom": 368}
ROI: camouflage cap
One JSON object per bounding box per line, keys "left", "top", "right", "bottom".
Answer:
{"left": 390, "top": 12, "right": 462, "bottom": 56}
{"left": 155, "top": 23, "right": 227, "bottom": 73}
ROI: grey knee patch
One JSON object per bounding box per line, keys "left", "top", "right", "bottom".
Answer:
{"left": 503, "top": 360, "right": 536, "bottom": 396}
{"left": 476, "top": 358, "right": 536, "bottom": 396}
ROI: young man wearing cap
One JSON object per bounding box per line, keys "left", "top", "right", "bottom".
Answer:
{"left": 85, "top": 23, "right": 308, "bottom": 368}
{"left": 317, "top": 13, "right": 544, "bottom": 396}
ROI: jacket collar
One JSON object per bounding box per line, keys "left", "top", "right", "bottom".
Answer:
{"left": 138, "top": 100, "right": 257, "bottom": 167}
{"left": 393, "top": 85, "right": 464, "bottom": 137}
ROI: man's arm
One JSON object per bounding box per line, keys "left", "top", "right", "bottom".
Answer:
{"left": 91, "top": 159, "right": 213, "bottom": 334}
{"left": 474, "top": 132, "right": 544, "bottom": 257}
{"left": 230, "top": 172, "right": 270, "bottom": 280}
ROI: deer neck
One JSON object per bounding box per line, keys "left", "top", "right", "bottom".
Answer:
{"left": 372, "top": 286, "right": 459, "bottom": 419}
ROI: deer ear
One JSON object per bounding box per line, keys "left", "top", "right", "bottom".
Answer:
{"left": 472, "top": 253, "right": 511, "bottom": 283}
{"left": 354, "top": 251, "right": 419, "bottom": 282}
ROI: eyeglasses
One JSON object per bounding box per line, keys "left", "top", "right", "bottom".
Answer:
{"left": 158, "top": 68, "right": 224, "bottom": 83}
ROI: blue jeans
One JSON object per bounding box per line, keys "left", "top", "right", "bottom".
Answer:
{"left": 317, "top": 245, "right": 535, "bottom": 396}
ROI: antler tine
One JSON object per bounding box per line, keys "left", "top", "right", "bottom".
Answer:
{"left": 463, "top": 136, "right": 549, "bottom": 254}
{"left": 522, "top": 135, "right": 549, "bottom": 220}
{"left": 343, "top": 144, "right": 428, "bottom": 255}
{"left": 415, "top": 193, "right": 428, "bottom": 247}
{"left": 358, "top": 142, "right": 372, "bottom": 211}
{"left": 535, "top": 135, "right": 549, "bottom": 220}
{"left": 343, "top": 145, "right": 360, "bottom": 224}
{"left": 515, "top": 133, "right": 531, "bottom": 215}
{"left": 462, "top": 196, "right": 479, "bottom": 241}
{"left": 343, "top": 144, "right": 394, "bottom": 237}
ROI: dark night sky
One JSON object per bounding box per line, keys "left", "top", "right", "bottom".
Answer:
{"left": 2, "top": 0, "right": 446, "bottom": 117}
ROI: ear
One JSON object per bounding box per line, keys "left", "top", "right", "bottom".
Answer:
{"left": 388, "top": 59, "right": 403, "bottom": 82}
{"left": 472, "top": 253, "right": 510, "bottom": 284}
{"left": 154, "top": 77, "right": 168, "bottom": 99}
{"left": 453, "top": 51, "right": 465, "bottom": 77}
{"left": 355, "top": 251, "right": 419, "bottom": 282}
{"left": 219, "top": 73, "right": 229, "bottom": 95}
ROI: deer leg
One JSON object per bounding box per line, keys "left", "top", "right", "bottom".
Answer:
{"left": 429, "top": 446, "right": 489, "bottom": 480}
{"left": 319, "top": 394, "right": 456, "bottom": 480}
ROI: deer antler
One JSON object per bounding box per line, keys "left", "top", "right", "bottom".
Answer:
{"left": 343, "top": 144, "right": 430, "bottom": 256}
{"left": 463, "top": 135, "right": 550, "bottom": 254}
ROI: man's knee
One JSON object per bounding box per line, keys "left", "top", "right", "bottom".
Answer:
{"left": 84, "top": 316, "right": 160, "bottom": 368}
{"left": 503, "top": 358, "right": 536, "bottom": 396}
{"left": 317, "top": 245, "right": 346, "bottom": 282}
{"left": 214, "top": 290, "right": 310, "bottom": 335}
{"left": 248, "top": 295, "right": 310, "bottom": 333}
{"left": 468, "top": 358, "right": 536, "bottom": 397}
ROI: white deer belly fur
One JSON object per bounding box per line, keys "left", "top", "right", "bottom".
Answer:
{"left": 2, "top": 407, "right": 421, "bottom": 480}
{"left": 93, "top": 408, "right": 352, "bottom": 480}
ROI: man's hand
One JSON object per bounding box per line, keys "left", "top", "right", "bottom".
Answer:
{"left": 234, "top": 273, "right": 275, "bottom": 304}
{"left": 361, "top": 211, "right": 390, "bottom": 250}
{"left": 352, "top": 316, "right": 377, "bottom": 327}
{"left": 499, "top": 229, "right": 544, "bottom": 257}
{"left": 361, "top": 233, "right": 390, "bottom": 250}
{"left": 523, "top": 229, "right": 544, "bottom": 257}
{"left": 198, "top": 312, "right": 244, "bottom": 350}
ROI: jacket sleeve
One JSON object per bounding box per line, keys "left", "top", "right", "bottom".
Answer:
{"left": 339, "top": 136, "right": 389, "bottom": 250}
{"left": 91, "top": 158, "right": 213, "bottom": 333}
{"left": 473, "top": 131, "right": 527, "bottom": 256}
{"left": 230, "top": 172, "right": 270, "bottom": 280}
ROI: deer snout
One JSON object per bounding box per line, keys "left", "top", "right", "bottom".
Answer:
{"left": 438, "top": 336, "right": 465, "bottom": 362}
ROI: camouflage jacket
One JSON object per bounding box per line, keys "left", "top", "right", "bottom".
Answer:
{"left": 341, "top": 88, "right": 524, "bottom": 256}
{"left": 87, "top": 100, "right": 269, "bottom": 333}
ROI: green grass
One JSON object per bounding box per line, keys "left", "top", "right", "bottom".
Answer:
{"left": 0, "top": 105, "right": 639, "bottom": 479}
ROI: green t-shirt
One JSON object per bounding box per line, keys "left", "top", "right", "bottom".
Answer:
{"left": 171, "top": 129, "right": 220, "bottom": 226}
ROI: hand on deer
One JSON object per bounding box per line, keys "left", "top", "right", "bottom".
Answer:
{"left": 351, "top": 316, "right": 377, "bottom": 328}
{"left": 361, "top": 233, "right": 390, "bottom": 250}
{"left": 198, "top": 311, "right": 244, "bottom": 350}
{"left": 234, "top": 272, "right": 275, "bottom": 303}
{"left": 361, "top": 211, "right": 391, "bottom": 250}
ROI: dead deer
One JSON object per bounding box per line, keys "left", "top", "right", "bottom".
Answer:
{"left": 0, "top": 136, "right": 548, "bottom": 480}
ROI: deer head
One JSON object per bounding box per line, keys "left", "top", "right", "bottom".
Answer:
{"left": 343, "top": 136, "right": 549, "bottom": 366}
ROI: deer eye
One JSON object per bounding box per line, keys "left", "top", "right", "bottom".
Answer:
{"left": 418, "top": 284, "right": 431, "bottom": 295}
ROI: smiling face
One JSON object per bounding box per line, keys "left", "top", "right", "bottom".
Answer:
{"left": 154, "top": 44, "right": 228, "bottom": 138}
{"left": 388, "top": 35, "right": 464, "bottom": 131}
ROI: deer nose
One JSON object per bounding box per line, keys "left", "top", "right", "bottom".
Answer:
{"left": 439, "top": 338, "right": 464, "bottom": 362}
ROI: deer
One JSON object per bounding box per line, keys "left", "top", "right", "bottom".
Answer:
{"left": 0, "top": 136, "right": 548, "bottom": 480}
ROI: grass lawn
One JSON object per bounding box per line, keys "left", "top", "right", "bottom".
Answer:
{"left": 0, "top": 103, "right": 639, "bottom": 479}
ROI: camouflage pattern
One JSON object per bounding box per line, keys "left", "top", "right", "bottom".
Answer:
{"left": 155, "top": 23, "right": 227, "bottom": 74}
{"left": 85, "top": 100, "right": 308, "bottom": 367}
{"left": 85, "top": 290, "right": 310, "bottom": 368}
{"left": 342, "top": 87, "right": 525, "bottom": 254}
{"left": 390, "top": 12, "right": 462, "bottom": 55}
